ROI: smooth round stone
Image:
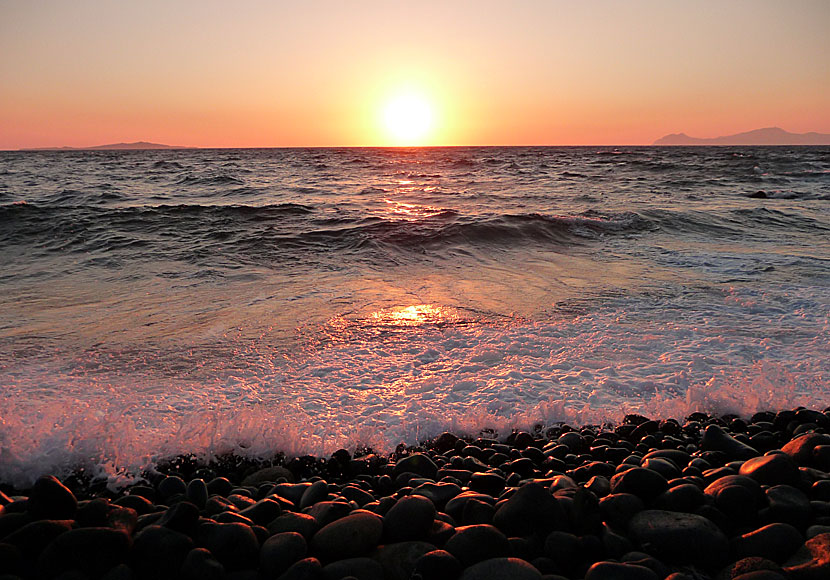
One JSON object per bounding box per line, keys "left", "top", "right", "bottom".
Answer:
{"left": 492, "top": 482, "right": 566, "bottom": 537}
{"left": 76, "top": 499, "right": 137, "bottom": 533}
{"left": 411, "top": 549, "right": 462, "bottom": 580}
{"left": 543, "top": 531, "right": 581, "bottom": 570}
{"left": 37, "top": 527, "right": 131, "bottom": 579}
{"left": 460, "top": 498, "right": 495, "bottom": 525}
{"left": 239, "top": 497, "right": 282, "bottom": 525}
{"left": 321, "top": 557, "right": 383, "bottom": 580}
{"left": 444, "top": 524, "right": 510, "bottom": 567}
{"left": 132, "top": 525, "right": 194, "bottom": 578}
{"left": 157, "top": 476, "right": 187, "bottom": 500}
{"left": 341, "top": 486, "right": 374, "bottom": 507}
{"left": 383, "top": 495, "right": 436, "bottom": 542}
{"left": 2, "top": 519, "right": 73, "bottom": 561}
{"left": 299, "top": 480, "right": 330, "bottom": 511}
{"left": 411, "top": 483, "right": 462, "bottom": 510}
{"left": 241, "top": 466, "right": 294, "bottom": 486}
{"left": 599, "top": 493, "right": 645, "bottom": 530}
{"left": 181, "top": 548, "right": 225, "bottom": 580}
{"left": 158, "top": 501, "right": 200, "bottom": 536}
{"left": 459, "top": 557, "right": 542, "bottom": 580}
{"left": 701, "top": 425, "right": 759, "bottom": 460}
{"left": 642, "top": 458, "right": 681, "bottom": 480}
{"left": 469, "top": 473, "right": 505, "bottom": 496}
{"left": 722, "top": 556, "right": 784, "bottom": 578}
{"left": 275, "top": 557, "right": 323, "bottom": 580}
{"left": 304, "top": 501, "right": 352, "bottom": 528}
{"left": 113, "top": 494, "right": 154, "bottom": 515}
{"left": 310, "top": 510, "right": 383, "bottom": 561}
{"left": 739, "top": 454, "right": 801, "bottom": 486}
{"left": 206, "top": 477, "right": 233, "bottom": 497}
{"left": 260, "top": 532, "right": 307, "bottom": 578}
{"left": 610, "top": 468, "right": 668, "bottom": 503}
{"left": 733, "top": 571, "right": 787, "bottom": 580}
{"left": 373, "top": 541, "right": 436, "bottom": 580}
{"left": 762, "top": 485, "right": 812, "bottom": 530}
{"left": 627, "top": 509, "right": 729, "bottom": 568}
{"left": 198, "top": 522, "right": 260, "bottom": 571}
{"left": 185, "top": 479, "right": 208, "bottom": 509}
{"left": 27, "top": 476, "right": 77, "bottom": 520}
{"left": 585, "top": 561, "right": 659, "bottom": 580}
{"left": 652, "top": 483, "right": 705, "bottom": 513}
{"left": 395, "top": 454, "right": 439, "bottom": 480}
{"left": 269, "top": 512, "right": 319, "bottom": 540}
{"left": 731, "top": 523, "right": 804, "bottom": 564}
{"left": 782, "top": 433, "right": 830, "bottom": 466}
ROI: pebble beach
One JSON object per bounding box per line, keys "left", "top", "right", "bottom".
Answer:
{"left": 2, "top": 407, "right": 830, "bottom": 580}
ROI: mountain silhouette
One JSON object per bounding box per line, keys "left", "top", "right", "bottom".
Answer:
{"left": 22, "top": 141, "right": 190, "bottom": 151}
{"left": 654, "top": 127, "right": 830, "bottom": 145}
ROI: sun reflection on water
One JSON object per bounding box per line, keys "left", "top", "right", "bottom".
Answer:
{"left": 369, "top": 304, "right": 462, "bottom": 327}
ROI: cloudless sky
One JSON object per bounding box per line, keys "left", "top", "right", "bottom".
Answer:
{"left": 1, "top": 0, "right": 828, "bottom": 148}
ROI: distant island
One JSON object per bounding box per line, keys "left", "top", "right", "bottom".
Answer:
{"left": 653, "top": 127, "right": 830, "bottom": 146}
{"left": 21, "top": 141, "right": 191, "bottom": 151}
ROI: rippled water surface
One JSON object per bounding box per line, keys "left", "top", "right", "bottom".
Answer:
{"left": 1, "top": 146, "right": 828, "bottom": 485}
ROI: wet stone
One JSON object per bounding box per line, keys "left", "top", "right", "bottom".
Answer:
{"left": 181, "top": 548, "right": 225, "bottom": 580}
{"left": 2, "top": 519, "right": 73, "bottom": 561}
{"left": 411, "top": 549, "right": 462, "bottom": 580}
{"left": 731, "top": 522, "right": 804, "bottom": 564}
{"left": 269, "top": 512, "right": 319, "bottom": 539}
{"left": 761, "top": 485, "right": 812, "bottom": 530}
{"left": 492, "top": 482, "right": 566, "bottom": 537}
{"left": 444, "top": 524, "right": 510, "bottom": 567}
{"left": 701, "top": 425, "right": 759, "bottom": 460}
{"left": 238, "top": 497, "right": 282, "bottom": 526}
{"left": 394, "top": 454, "right": 438, "bottom": 480}
{"left": 628, "top": 509, "right": 729, "bottom": 569}
{"left": 198, "top": 522, "right": 260, "bottom": 571}
{"left": 132, "top": 525, "right": 194, "bottom": 579}
{"left": 610, "top": 468, "right": 668, "bottom": 503}
{"left": 241, "top": 466, "right": 294, "bottom": 487}
{"left": 321, "top": 557, "right": 383, "bottom": 580}
{"left": 27, "top": 476, "right": 77, "bottom": 521}
{"left": 739, "top": 453, "right": 801, "bottom": 487}
{"left": 260, "top": 532, "right": 307, "bottom": 578}
{"left": 373, "top": 541, "right": 436, "bottom": 580}
{"left": 584, "top": 561, "right": 659, "bottom": 580}
{"left": 383, "top": 494, "right": 435, "bottom": 542}
{"left": 275, "top": 557, "right": 323, "bottom": 580}
{"left": 185, "top": 479, "right": 208, "bottom": 509}
{"left": 37, "top": 527, "right": 131, "bottom": 579}
{"left": 459, "top": 557, "right": 543, "bottom": 580}
{"left": 310, "top": 510, "right": 383, "bottom": 562}
{"left": 157, "top": 476, "right": 187, "bottom": 501}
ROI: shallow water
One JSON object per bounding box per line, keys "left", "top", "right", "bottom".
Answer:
{"left": 1, "top": 146, "right": 828, "bottom": 486}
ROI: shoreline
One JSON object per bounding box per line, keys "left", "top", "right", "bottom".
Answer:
{"left": 1, "top": 407, "right": 829, "bottom": 579}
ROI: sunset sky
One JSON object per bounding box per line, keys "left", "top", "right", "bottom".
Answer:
{"left": 1, "top": 0, "right": 828, "bottom": 148}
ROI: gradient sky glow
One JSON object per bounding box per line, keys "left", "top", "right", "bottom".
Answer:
{"left": 1, "top": 0, "right": 828, "bottom": 148}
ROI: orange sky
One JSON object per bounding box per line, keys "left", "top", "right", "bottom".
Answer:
{"left": 1, "top": 0, "right": 828, "bottom": 148}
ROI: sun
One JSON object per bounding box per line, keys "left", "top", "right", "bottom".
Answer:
{"left": 382, "top": 93, "right": 434, "bottom": 146}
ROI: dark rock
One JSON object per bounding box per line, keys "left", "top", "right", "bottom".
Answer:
{"left": 395, "top": 454, "right": 438, "bottom": 480}
{"left": 101, "top": 563, "right": 133, "bottom": 580}
{"left": 460, "top": 497, "right": 494, "bottom": 525}
{"left": 27, "top": 476, "right": 77, "bottom": 520}
{"left": 321, "top": 557, "right": 383, "bottom": 580}
{"left": 185, "top": 479, "right": 208, "bottom": 509}
{"left": 732, "top": 522, "right": 804, "bottom": 564}
{"left": 158, "top": 502, "right": 200, "bottom": 537}
{"left": 241, "top": 466, "right": 294, "bottom": 486}
{"left": 610, "top": 468, "right": 668, "bottom": 503}
{"left": 180, "top": 548, "right": 225, "bottom": 580}
{"left": 722, "top": 556, "right": 784, "bottom": 579}
{"left": 761, "top": 485, "right": 811, "bottom": 530}
{"left": 733, "top": 572, "right": 787, "bottom": 580}
{"left": 132, "top": 525, "right": 194, "bottom": 579}
{"left": 37, "top": 527, "right": 131, "bottom": 579}
{"left": 341, "top": 486, "right": 374, "bottom": 507}
{"left": 260, "top": 532, "right": 307, "bottom": 578}
{"left": 383, "top": 495, "right": 435, "bottom": 542}
{"left": 444, "top": 524, "right": 510, "bottom": 567}
{"left": 198, "top": 522, "right": 260, "bottom": 571}
{"left": 739, "top": 454, "right": 801, "bottom": 486}
{"left": 411, "top": 549, "right": 462, "bottom": 580}
{"left": 783, "top": 434, "right": 830, "bottom": 467}
{"left": 113, "top": 495, "right": 153, "bottom": 515}
{"left": 427, "top": 519, "right": 456, "bottom": 547}
{"left": 238, "top": 497, "right": 282, "bottom": 525}
{"left": 276, "top": 557, "right": 324, "bottom": 580}
{"left": 206, "top": 477, "right": 233, "bottom": 497}
{"left": 784, "top": 534, "right": 830, "bottom": 580}
{"left": 75, "top": 499, "right": 137, "bottom": 533}
{"left": 157, "top": 476, "right": 187, "bottom": 500}
{"left": 492, "top": 483, "right": 566, "bottom": 537}
{"left": 2, "top": 519, "right": 73, "bottom": 561}
{"left": 584, "top": 561, "right": 659, "bottom": 580}
{"left": 628, "top": 509, "right": 729, "bottom": 568}
{"left": 458, "top": 557, "right": 542, "bottom": 580}
{"left": 599, "top": 493, "right": 645, "bottom": 530}
{"left": 701, "top": 425, "right": 759, "bottom": 460}
{"left": 543, "top": 531, "right": 581, "bottom": 571}
{"left": 304, "top": 501, "right": 352, "bottom": 528}
{"left": 268, "top": 512, "right": 319, "bottom": 539}
{"left": 704, "top": 475, "right": 763, "bottom": 525}
{"left": 653, "top": 483, "right": 705, "bottom": 513}
{"left": 372, "top": 541, "right": 436, "bottom": 580}
{"left": 411, "top": 482, "right": 462, "bottom": 509}
{"left": 299, "top": 480, "right": 329, "bottom": 511}
{"left": 310, "top": 510, "right": 383, "bottom": 562}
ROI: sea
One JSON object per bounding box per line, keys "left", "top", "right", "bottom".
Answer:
{"left": 1, "top": 146, "right": 828, "bottom": 487}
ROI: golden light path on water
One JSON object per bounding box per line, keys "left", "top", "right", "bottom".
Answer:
{"left": 369, "top": 304, "right": 462, "bottom": 327}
